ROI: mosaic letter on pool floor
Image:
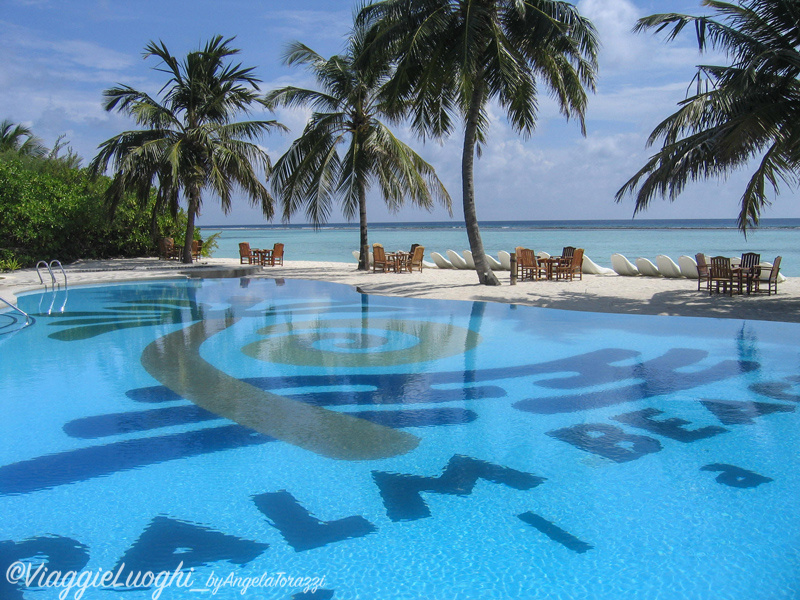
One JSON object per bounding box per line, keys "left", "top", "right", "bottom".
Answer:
{"left": 700, "top": 399, "right": 795, "bottom": 425}
{"left": 612, "top": 408, "right": 728, "bottom": 443}
{"left": 253, "top": 490, "right": 376, "bottom": 551}
{"left": 701, "top": 464, "right": 773, "bottom": 488}
{"left": 0, "top": 536, "right": 89, "bottom": 600}
{"left": 517, "top": 512, "right": 594, "bottom": 554}
{"left": 516, "top": 348, "right": 758, "bottom": 414}
{"left": 113, "top": 516, "right": 268, "bottom": 577}
{"left": 372, "top": 455, "right": 545, "bottom": 521}
{"left": 547, "top": 424, "right": 662, "bottom": 463}
{"left": 0, "top": 425, "right": 274, "bottom": 495}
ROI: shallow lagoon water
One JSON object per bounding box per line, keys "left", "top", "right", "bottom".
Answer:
{"left": 202, "top": 219, "right": 800, "bottom": 275}
{"left": 1, "top": 278, "right": 799, "bottom": 599}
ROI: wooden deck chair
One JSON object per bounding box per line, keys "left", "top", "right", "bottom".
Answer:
{"left": 516, "top": 248, "right": 545, "bottom": 281}
{"left": 740, "top": 252, "right": 761, "bottom": 292}
{"left": 158, "top": 237, "right": 175, "bottom": 260}
{"left": 709, "top": 256, "right": 736, "bottom": 295}
{"left": 556, "top": 248, "right": 584, "bottom": 281}
{"left": 263, "top": 243, "right": 284, "bottom": 266}
{"left": 561, "top": 246, "right": 576, "bottom": 260}
{"left": 239, "top": 242, "right": 257, "bottom": 264}
{"left": 373, "top": 243, "right": 395, "bottom": 272}
{"left": 752, "top": 256, "right": 781, "bottom": 295}
{"left": 191, "top": 239, "right": 203, "bottom": 261}
{"left": 406, "top": 246, "right": 425, "bottom": 272}
{"left": 695, "top": 253, "right": 710, "bottom": 291}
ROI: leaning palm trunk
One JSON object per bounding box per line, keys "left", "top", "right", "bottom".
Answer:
{"left": 182, "top": 188, "right": 200, "bottom": 264}
{"left": 357, "top": 0, "right": 596, "bottom": 287}
{"left": 358, "top": 183, "right": 369, "bottom": 271}
{"left": 462, "top": 79, "right": 499, "bottom": 285}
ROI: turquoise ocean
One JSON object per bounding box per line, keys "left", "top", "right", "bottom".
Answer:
{"left": 200, "top": 218, "right": 800, "bottom": 276}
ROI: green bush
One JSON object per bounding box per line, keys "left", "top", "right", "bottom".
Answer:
{"left": 0, "top": 156, "right": 174, "bottom": 266}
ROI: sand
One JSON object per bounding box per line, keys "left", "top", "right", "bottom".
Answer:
{"left": 1, "top": 257, "right": 798, "bottom": 323}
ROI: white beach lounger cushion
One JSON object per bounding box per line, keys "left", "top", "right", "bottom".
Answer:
{"left": 678, "top": 255, "right": 699, "bottom": 278}
{"left": 655, "top": 255, "right": 683, "bottom": 278}
{"left": 462, "top": 250, "right": 476, "bottom": 269}
{"left": 611, "top": 253, "right": 639, "bottom": 276}
{"left": 498, "top": 251, "right": 512, "bottom": 270}
{"left": 582, "top": 255, "right": 615, "bottom": 275}
{"left": 484, "top": 254, "right": 503, "bottom": 270}
{"left": 447, "top": 249, "right": 469, "bottom": 269}
{"left": 636, "top": 257, "right": 662, "bottom": 277}
{"left": 352, "top": 250, "right": 373, "bottom": 265}
{"left": 759, "top": 262, "right": 787, "bottom": 282}
{"left": 422, "top": 260, "right": 437, "bottom": 269}
{"left": 431, "top": 252, "right": 455, "bottom": 269}
{"left": 537, "top": 251, "right": 551, "bottom": 260}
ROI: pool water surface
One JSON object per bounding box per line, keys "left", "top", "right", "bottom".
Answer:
{"left": 0, "top": 277, "right": 798, "bottom": 599}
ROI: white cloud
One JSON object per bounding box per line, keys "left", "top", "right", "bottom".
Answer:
{"left": 265, "top": 9, "right": 353, "bottom": 43}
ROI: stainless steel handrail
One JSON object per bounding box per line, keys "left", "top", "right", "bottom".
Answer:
{"left": 36, "top": 260, "right": 55, "bottom": 287}
{"left": 0, "top": 296, "right": 32, "bottom": 326}
{"left": 50, "top": 260, "right": 68, "bottom": 288}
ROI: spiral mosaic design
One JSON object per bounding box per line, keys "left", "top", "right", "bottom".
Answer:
{"left": 243, "top": 318, "right": 481, "bottom": 367}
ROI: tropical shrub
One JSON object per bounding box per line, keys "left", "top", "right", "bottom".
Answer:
{"left": 0, "top": 157, "right": 169, "bottom": 266}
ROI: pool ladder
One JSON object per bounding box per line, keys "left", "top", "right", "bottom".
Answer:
{"left": 37, "top": 260, "right": 68, "bottom": 289}
{"left": 36, "top": 260, "right": 69, "bottom": 315}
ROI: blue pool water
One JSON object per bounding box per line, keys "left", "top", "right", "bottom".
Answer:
{"left": 1, "top": 278, "right": 799, "bottom": 599}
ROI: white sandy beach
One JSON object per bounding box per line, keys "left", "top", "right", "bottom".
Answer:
{"left": 2, "top": 257, "right": 798, "bottom": 323}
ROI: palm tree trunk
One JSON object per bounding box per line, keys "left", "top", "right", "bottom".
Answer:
{"left": 183, "top": 187, "right": 199, "bottom": 264}
{"left": 462, "top": 78, "right": 500, "bottom": 286}
{"left": 358, "top": 183, "right": 369, "bottom": 271}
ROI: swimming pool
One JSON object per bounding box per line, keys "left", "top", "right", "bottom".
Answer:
{"left": 1, "top": 277, "right": 798, "bottom": 599}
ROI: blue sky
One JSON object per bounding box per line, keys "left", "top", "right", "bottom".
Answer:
{"left": 3, "top": 0, "right": 798, "bottom": 226}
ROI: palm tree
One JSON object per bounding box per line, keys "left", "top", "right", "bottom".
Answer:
{"left": 616, "top": 0, "right": 800, "bottom": 232}
{"left": 90, "top": 36, "right": 285, "bottom": 263}
{"left": 0, "top": 119, "right": 47, "bottom": 158}
{"left": 358, "top": 0, "right": 598, "bottom": 284}
{"left": 265, "top": 26, "right": 451, "bottom": 271}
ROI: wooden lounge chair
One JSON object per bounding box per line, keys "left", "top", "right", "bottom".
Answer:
{"left": 373, "top": 243, "right": 396, "bottom": 272}
{"left": 515, "top": 248, "right": 536, "bottom": 281}
{"left": 740, "top": 252, "right": 761, "bottom": 293}
{"left": 406, "top": 246, "right": 425, "bottom": 272}
{"left": 239, "top": 242, "right": 258, "bottom": 265}
{"left": 191, "top": 239, "right": 203, "bottom": 261}
{"left": 158, "top": 237, "right": 175, "bottom": 261}
{"left": 709, "top": 256, "right": 737, "bottom": 295}
{"left": 752, "top": 256, "right": 781, "bottom": 295}
{"left": 261, "top": 243, "right": 284, "bottom": 266}
{"left": 556, "top": 248, "right": 584, "bottom": 281}
{"left": 695, "top": 253, "right": 710, "bottom": 291}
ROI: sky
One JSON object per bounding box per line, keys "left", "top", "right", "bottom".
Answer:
{"left": 3, "top": 0, "right": 799, "bottom": 227}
